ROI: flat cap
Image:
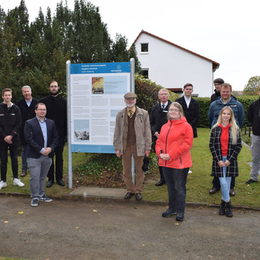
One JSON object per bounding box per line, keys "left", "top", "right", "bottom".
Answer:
{"left": 124, "top": 92, "right": 137, "bottom": 99}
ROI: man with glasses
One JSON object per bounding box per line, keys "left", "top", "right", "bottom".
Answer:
{"left": 24, "top": 103, "right": 58, "bottom": 206}
{"left": 113, "top": 92, "right": 152, "bottom": 201}
{"left": 150, "top": 88, "right": 172, "bottom": 186}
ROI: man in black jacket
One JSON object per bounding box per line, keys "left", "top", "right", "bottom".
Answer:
{"left": 246, "top": 96, "right": 260, "bottom": 184}
{"left": 24, "top": 103, "right": 58, "bottom": 206}
{"left": 16, "top": 85, "right": 38, "bottom": 177}
{"left": 150, "top": 88, "right": 172, "bottom": 186}
{"left": 0, "top": 88, "right": 24, "bottom": 190}
{"left": 210, "top": 78, "right": 224, "bottom": 103}
{"left": 40, "top": 80, "right": 67, "bottom": 187}
{"left": 176, "top": 83, "right": 199, "bottom": 138}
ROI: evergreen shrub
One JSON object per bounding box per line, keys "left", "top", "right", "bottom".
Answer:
{"left": 135, "top": 74, "right": 178, "bottom": 112}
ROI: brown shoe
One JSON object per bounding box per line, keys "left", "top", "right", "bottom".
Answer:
{"left": 20, "top": 171, "right": 27, "bottom": 177}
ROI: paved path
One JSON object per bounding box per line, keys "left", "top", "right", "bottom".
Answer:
{"left": 0, "top": 196, "right": 259, "bottom": 260}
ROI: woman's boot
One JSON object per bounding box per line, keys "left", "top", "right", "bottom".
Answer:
{"left": 219, "top": 200, "right": 226, "bottom": 215}
{"left": 225, "top": 201, "right": 233, "bottom": 217}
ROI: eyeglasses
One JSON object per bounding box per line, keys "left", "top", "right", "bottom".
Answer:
{"left": 50, "top": 85, "right": 58, "bottom": 88}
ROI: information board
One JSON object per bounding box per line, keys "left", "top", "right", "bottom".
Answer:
{"left": 69, "top": 62, "right": 131, "bottom": 153}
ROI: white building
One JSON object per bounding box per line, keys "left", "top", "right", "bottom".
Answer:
{"left": 133, "top": 30, "right": 219, "bottom": 97}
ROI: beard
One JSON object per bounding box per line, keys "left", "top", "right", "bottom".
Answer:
{"left": 50, "top": 90, "right": 59, "bottom": 96}
{"left": 125, "top": 103, "right": 135, "bottom": 108}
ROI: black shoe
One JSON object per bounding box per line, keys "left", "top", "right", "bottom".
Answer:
{"left": 245, "top": 179, "right": 258, "bottom": 184}
{"left": 225, "top": 201, "right": 233, "bottom": 217}
{"left": 46, "top": 180, "right": 54, "bottom": 188}
{"left": 176, "top": 212, "right": 184, "bottom": 222}
{"left": 57, "top": 179, "right": 65, "bottom": 186}
{"left": 135, "top": 193, "right": 142, "bottom": 201}
{"left": 229, "top": 189, "right": 236, "bottom": 196}
{"left": 209, "top": 187, "right": 220, "bottom": 195}
{"left": 124, "top": 192, "right": 134, "bottom": 200}
{"left": 162, "top": 208, "right": 177, "bottom": 218}
{"left": 219, "top": 200, "right": 226, "bottom": 215}
{"left": 155, "top": 180, "right": 165, "bottom": 186}
{"left": 20, "top": 170, "right": 27, "bottom": 177}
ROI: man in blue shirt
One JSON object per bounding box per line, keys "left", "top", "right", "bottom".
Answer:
{"left": 24, "top": 103, "right": 58, "bottom": 207}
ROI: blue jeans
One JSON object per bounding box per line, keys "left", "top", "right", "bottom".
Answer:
{"left": 219, "top": 156, "right": 231, "bottom": 202}
{"left": 162, "top": 167, "right": 189, "bottom": 214}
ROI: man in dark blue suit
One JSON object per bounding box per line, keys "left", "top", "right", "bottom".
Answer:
{"left": 16, "top": 85, "right": 38, "bottom": 177}
{"left": 24, "top": 103, "right": 58, "bottom": 207}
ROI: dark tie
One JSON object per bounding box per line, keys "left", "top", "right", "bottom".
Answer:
{"left": 162, "top": 104, "right": 165, "bottom": 109}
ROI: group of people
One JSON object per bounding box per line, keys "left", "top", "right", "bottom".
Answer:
{"left": 1, "top": 78, "right": 259, "bottom": 216}
{"left": 0, "top": 81, "right": 67, "bottom": 207}
{"left": 113, "top": 79, "right": 260, "bottom": 221}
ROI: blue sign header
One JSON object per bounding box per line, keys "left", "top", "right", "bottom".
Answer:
{"left": 70, "top": 62, "right": 130, "bottom": 74}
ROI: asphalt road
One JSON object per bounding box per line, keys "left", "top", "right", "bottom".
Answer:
{"left": 0, "top": 196, "right": 259, "bottom": 260}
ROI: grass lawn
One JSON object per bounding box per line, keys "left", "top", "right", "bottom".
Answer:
{"left": 1, "top": 128, "right": 259, "bottom": 208}
{"left": 143, "top": 128, "right": 260, "bottom": 208}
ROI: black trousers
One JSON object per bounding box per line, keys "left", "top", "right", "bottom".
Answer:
{"left": 47, "top": 144, "right": 64, "bottom": 182}
{"left": 212, "top": 175, "right": 235, "bottom": 189}
{"left": 162, "top": 167, "right": 189, "bottom": 214}
{"left": 159, "top": 166, "right": 165, "bottom": 182}
{"left": 0, "top": 142, "right": 19, "bottom": 182}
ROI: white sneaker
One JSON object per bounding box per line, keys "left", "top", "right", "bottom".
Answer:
{"left": 13, "top": 178, "right": 25, "bottom": 187}
{"left": 0, "top": 181, "right": 7, "bottom": 190}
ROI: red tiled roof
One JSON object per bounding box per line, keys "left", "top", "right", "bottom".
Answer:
{"left": 132, "top": 30, "right": 219, "bottom": 71}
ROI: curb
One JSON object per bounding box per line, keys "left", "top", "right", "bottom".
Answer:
{"left": 1, "top": 192, "right": 260, "bottom": 212}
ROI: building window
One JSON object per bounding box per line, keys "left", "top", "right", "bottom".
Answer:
{"left": 141, "top": 43, "right": 149, "bottom": 53}
{"left": 140, "top": 69, "right": 149, "bottom": 78}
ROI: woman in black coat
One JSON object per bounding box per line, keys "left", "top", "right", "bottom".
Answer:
{"left": 209, "top": 106, "right": 242, "bottom": 217}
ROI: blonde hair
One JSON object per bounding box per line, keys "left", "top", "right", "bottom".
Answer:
{"left": 212, "top": 106, "right": 239, "bottom": 144}
{"left": 167, "top": 102, "right": 184, "bottom": 119}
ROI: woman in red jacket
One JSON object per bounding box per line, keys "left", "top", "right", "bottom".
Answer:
{"left": 156, "top": 102, "right": 193, "bottom": 221}
{"left": 209, "top": 106, "right": 242, "bottom": 217}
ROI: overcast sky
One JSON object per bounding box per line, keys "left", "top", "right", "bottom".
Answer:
{"left": 1, "top": 0, "right": 260, "bottom": 90}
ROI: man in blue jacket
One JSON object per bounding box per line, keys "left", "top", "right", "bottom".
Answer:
{"left": 24, "top": 103, "right": 58, "bottom": 207}
{"left": 208, "top": 83, "right": 244, "bottom": 128}
{"left": 208, "top": 83, "right": 244, "bottom": 196}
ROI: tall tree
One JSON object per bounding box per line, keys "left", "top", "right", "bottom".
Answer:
{"left": 243, "top": 76, "right": 260, "bottom": 95}
{"left": 0, "top": 0, "right": 140, "bottom": 99}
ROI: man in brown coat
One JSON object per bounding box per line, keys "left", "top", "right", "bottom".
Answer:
{"left": 113, "top": 92, "right": 152, "bottom": 201}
